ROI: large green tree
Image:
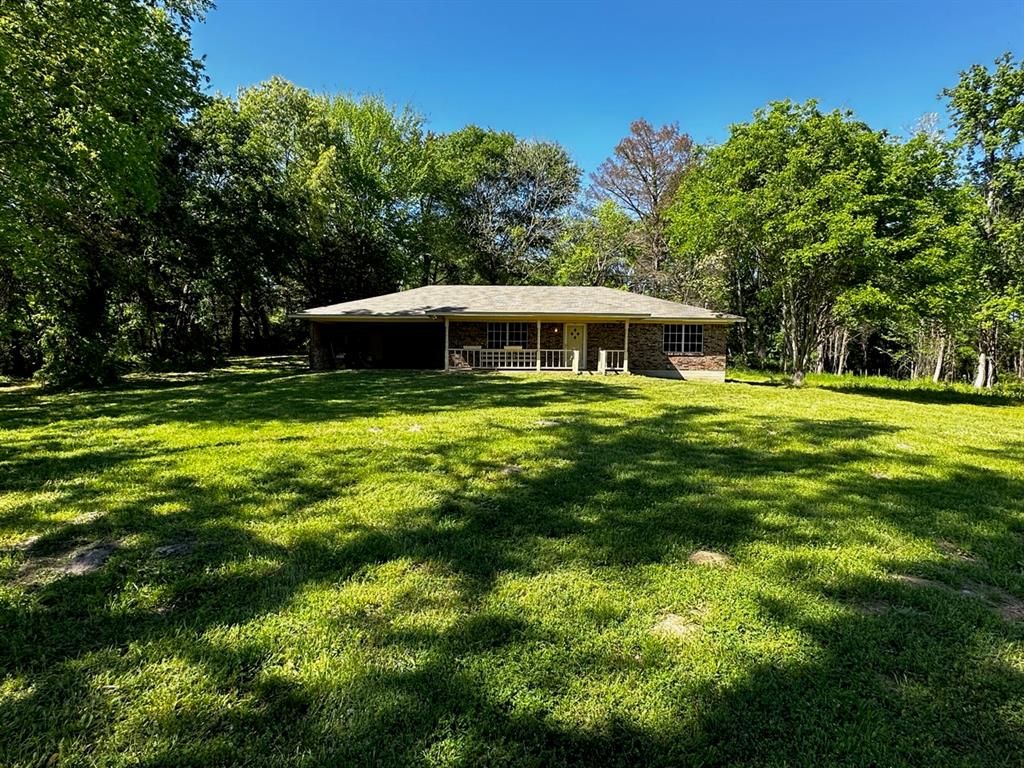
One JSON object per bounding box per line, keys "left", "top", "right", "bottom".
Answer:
{"left": 670, "top": 101, "right": 892, "bottom": 383}
{"left": 943, "top": 52, "right": 1024, "bottom": 387}
{"left": 548, "top": 200, "right": 639, "bottom": 287}
{"left": 458, "top": 133, "right": 581, "bottom": 284}
{"left": 0, "top": 0, "right": 208, "bottom": 385}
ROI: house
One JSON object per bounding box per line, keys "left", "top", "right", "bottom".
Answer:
{"left": 292, "top": 285, "right": 745, "bottom": 381}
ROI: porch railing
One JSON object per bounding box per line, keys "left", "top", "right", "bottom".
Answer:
{"left": 448, "top": 348, "right": 577, "bottom": 371}
{"left": 598, "top": 349, "right": 626, "bottom": 374}
{"left": 538, "top": 348, "right": 571, "bottom": 370}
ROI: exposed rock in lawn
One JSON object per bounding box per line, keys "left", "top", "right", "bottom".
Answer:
{"left": 63, "top": 542, "right": 117, "bottom": 575}
{"left": 936, "top": 540, "right": 978, "bottom": 563}
{"left": 651, "top": 613, "right": 701, "bottom": 639}
{"left": 992, "top": 593, "right": 1024, "bottom": 623}
{"left": 367, "top": 426, "right": 383, "bottom": 433}
{"left": 498, "top": 464, "right": 524, "bottom": 476}
{"left": 154, "top": 542, "right": 193, "bottom": 558}
{"left": 891, "top": 574, "right": 946, "bottom": 590}
{"left": 10, "top": 534, "right": 42, "bottom": 552}
{"left": 855, "top": 599, "right": 920, "bottom": 617}
{"left": 534, "top": 419, "right": 560, "bottom": 427}
{"left": 72, "top": 510, "right": 104, "bottom": 525}
{"left": 688, "top": 550, "right": 733, "bottom": 567}
{"left": 962, "top": 580, "right": 1024, "bottom": 623}
{"left": 870, "top": 471, "right": 891, "bottom": 480}
{"left": 407, "top": 424, "right": 423, "bottom": 432}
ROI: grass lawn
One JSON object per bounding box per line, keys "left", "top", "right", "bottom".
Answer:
{"left": 1, "top": 358, "right": 1022, "bottom": 767}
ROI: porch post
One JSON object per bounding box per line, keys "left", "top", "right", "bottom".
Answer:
{"left": 624, "top": 320, "right": 630, "bottom": 373}
{"left": 536, "top": 320, "right": 541, "bottom": 372}
{"left": 444, "top": 316, "right": 450, "bottom": 371}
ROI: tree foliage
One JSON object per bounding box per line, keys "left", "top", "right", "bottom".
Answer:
{"left": 943, "top": 53, "right": 1024, "bottom": 386}
{"left": 0, "top": 0, "right": 209, "bottom": 385}
{"left": 589, "top": 119, "right": 695, "bottom": 292}
{"left": 0, "top": 5, "right": 1019, "bottom": 390}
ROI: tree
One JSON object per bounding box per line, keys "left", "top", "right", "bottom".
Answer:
{"left": 0, "top": 0, "right": 209, "bottom": 385}
{"left": 548, "top": 201, "right": 639, "bottom": 287}
{"left": 589, "top": 119, "right": 696, "bottom": 292}
{"left": 459, "top": 135, "right": 580, "bottom": 284}
{"left": 943, "top": 52, "right": 1024, "bottom": 387}
{"left": 669, "top": 101, "right": 890, "bottom": 384}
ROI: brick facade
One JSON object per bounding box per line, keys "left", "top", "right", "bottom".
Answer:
{"left": 585, "top": 323, "right": 626, "bottom": 370}
{"left": 448, "top": 321, "right": 564, "bottom": 351}
{"left": 627, "top": 322, "right": 727, "bottom": 376}
{"left": 309, "top": 322, "right": 332, "bottom": 369}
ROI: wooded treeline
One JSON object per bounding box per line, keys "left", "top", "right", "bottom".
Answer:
{"left": 1, "top": 0, "right": 1021, "bottom": 387}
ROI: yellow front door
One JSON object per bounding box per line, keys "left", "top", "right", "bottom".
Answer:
{"left": 564, "top": 323, "right": 586, "bottom": 370}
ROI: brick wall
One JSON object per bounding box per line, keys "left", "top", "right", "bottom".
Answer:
{"left": 448, "top": 321, "right": 487, "bottom": 348}
{"left": 448, "top": 321, "right": 563, "bottom": 350}
{"left": 585, "top": 323, "right": 626, "bottom": 370}
{"left": 628, "top": 323, "right": 727, "bottom": 374}
{"left": 309, "top": 322, "right": 333, "bottom": 369}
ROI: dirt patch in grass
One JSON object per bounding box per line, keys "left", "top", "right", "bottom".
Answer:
{"left": 6, "top": 534, "right": 43, "bottom": 552}
{"left": 18, "top": 541, "right": 118, "bottom": 583}
{"left": 651, "top": 613, "right": 702, "bottom": 640}
{"left": 891, "top": 573, "right": 1022, "bottom": 623}
{"left": 689, "top": 550, "right": 733, "bottom": 567}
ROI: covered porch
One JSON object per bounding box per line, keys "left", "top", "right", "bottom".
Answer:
{"left": 445, "top": 318, "right": 629, "bottom": 374}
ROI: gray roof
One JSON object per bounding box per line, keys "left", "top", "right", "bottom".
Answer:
{"left": 293, "top": 285, "right": 744, "bottom": 322}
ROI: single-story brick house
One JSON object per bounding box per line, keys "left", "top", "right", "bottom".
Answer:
{"left": 292, "top": 285, "right": 744, "bottom": 381}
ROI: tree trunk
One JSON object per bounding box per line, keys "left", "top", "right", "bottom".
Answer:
{"left": 836, "top": 329, "right": 849, "bottom": 375}
{"left": 973, "top": 350, "right": 988, "bottom": 389}
{"left": 932, "top": 335, "right": 945, "bottom": 384}
{"left": 230, "top": 292, "right": 242, "bottom": 355}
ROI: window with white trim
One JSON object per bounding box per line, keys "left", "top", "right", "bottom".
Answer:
{"left": 486, "top": 322, "right": 529, "bottom": 349}
{"left": 663, "top": 324, "right": 703, "bottom": 354}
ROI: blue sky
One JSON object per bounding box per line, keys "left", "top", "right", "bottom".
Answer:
{"left": 192, "top": 0, "right": 1023, "bottom": 176}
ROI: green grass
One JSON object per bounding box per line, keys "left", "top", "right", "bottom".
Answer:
{"left": 1, "top": 358, "right": 1022, "bottom": 767}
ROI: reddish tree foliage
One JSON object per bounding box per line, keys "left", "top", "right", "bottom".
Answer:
{"left": 589, "top": 120, "right": 696, "bottom": 288}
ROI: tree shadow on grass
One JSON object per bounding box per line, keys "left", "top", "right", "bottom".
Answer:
{"left": 818, "top": 380, "right": 1023, "bottom": 408}
{"left": 0, "top": 366, "right": 647, "bottom": 433}
{"left": 0, "top": 367, "right": 1022, "bottom": 765}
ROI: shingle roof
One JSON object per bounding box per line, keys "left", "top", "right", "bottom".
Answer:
{"left": 292, "top": 285, "right": 744, "bottom": 322}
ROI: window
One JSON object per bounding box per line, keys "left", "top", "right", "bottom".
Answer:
{"left": 663, "top": 324, "right": 703, "bottom": 354}
{"left": 487, "top": 322, "right": 529, "bottom": 349}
